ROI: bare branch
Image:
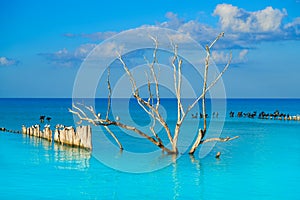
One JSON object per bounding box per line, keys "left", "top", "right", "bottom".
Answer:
{"left": 202, "top": 45, "right": 210, "bottom": 137}
{"left": 189, "top": 45, "right": 210, "bottom": 154}
{"left": 189, "top": 129, "right": 203, "bottom": 154}
{"left": 171, "top": 42, "right": 184, "bottom": 120}
{"left": 171, "top": 42, "right": 178, "bottom": 98}
{"left": 68, "top": 108, "right": 97, "bottom": 126}
{"left": 170, "top": 41, "right": 185, "bottom": 153}
{"left": 106, "top": 66, "right": 111, "bottom": 120}
{"left": 209, "top": 32, "right": 224, "bottom": 49}
{"left": 144, "top": 72, "right": 163, "bottom": 144}
{"left": 117, "top": 53, "right": 138, "bottom": 95}
{"left": 72, "top": 103, "right": 89, "bottom": 119}
{"left": 177, "top": 59, "right": 184, "bottom": 116}
{"left": 69, "top": 102, "right": 173, "bottom": 153}
{"left": 77, "top": 103, "right": 99, "bottom": 120}
{"left": 145, "top": 72, "right": 153, "bottom": 104}
{"left": 110, "top": 120, "right": 173, "bottom": 154}
{"left": 148, "top": 35, "right": 160, "bottom": 110}
{"left": 201, "top": 136, "right": 239, "bottom": 144}
{"left": 183, "top": 48, "right": 232, "bottom": 123}
{"left": 103, "top": 126, "right": 123, "bottom": 150}
{"left": 70, "top": 103, "right": 124, "bottom": 150}
{"left": 118, "top": 47, "right": 174, "bottom": 145}
{"left": 205, "top": 52, "right": 232, "bottom": 93}
{"left": 188, "top": 46, "right": 210, "bottom": 153}
{"left": 133, "top": 94, "right": 173, "bottom": 145}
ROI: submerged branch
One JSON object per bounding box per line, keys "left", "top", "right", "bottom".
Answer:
{"left": 201, "top": 136, "right": 239, "bottom": 144}
{"left": 103, "top": 126, "right": 123, "bottom": 150}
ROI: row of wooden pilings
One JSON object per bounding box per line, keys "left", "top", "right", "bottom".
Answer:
{"left": 0, "top": 127, "right": 20, "bottom": 134}
{"left": 229, "top": 110, "right": 300, "bottom": 121}
{"left": 21, "top": 125, "right": 92, "bottom": 150}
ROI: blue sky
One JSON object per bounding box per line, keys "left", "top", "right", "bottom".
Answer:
{"left": 1, "top": 0, "right": 300, "bottom": 98}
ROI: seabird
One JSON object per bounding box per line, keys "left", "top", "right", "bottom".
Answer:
{"left": 46, "top": 117, "right": 52, "bottom": 123}
{"left": 40, "top": 115, "right": 45, "bottom": 123}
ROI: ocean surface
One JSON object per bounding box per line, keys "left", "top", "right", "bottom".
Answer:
{"left": 0, "top": 98, "right": 299, "bottom": 199}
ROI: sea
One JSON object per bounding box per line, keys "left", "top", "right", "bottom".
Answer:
{"left": 0, "top": 98, "right": 299, "bottom": 199}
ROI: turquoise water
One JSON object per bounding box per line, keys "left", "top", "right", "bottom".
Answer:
{"left": 0, "top": 99, "right": 299, "bottom": 199}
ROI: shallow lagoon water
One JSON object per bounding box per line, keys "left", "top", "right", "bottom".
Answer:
{"left": 0, "top": 99, "right": 299, "bottom": 199}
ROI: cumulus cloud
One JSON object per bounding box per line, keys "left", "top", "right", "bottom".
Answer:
{"left": 0, "top": 57, "right": 19, "bottom": 66}
{"left": 39, "top": 43, "right": 97, "bottom": 67}
{"left": 213, "top": 4, "right": 287, "bottom": 33}
{"left": 155, "top": 5, "right": 299, "bottom": 49}
{"left": 212, "top": 49, "right": 248, "bottom": 65}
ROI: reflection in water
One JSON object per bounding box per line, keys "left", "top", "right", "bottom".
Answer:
{"left": 54, "top": 142, "right": 91, "bottom": 170}
{"left": 189, "top": 155, "right": 201, "bottom": 186}
{"left": 172, "top": 160, "right": 180, "bottom": 200}
{"left": 22, "top": 135, "right": 91, "bottom": 170}
{"left": 170, "top": 155, "right": 205, "bottom": 199}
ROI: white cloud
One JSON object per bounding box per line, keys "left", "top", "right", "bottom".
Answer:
{"left": 45, "top": 5, "right": 300, "bottom": 67}
{"left": 155, "top": 5, "right": 299, "bottom": 50}
{"left": 40, "top": 43, "right": 97, "bottom": 67}
{"left": 160, "top": 12, "right": 185, "bottom": 30}
{"left": 284, "top": 17, "right": 300, "bottom": 35}
{"left": 212, "top": 49, "right": 248, "bottom": 65}
{"left": 213, "top": 4, "right": 287, "bottom": 33}
{"left": 239, "top": 49, "right": 248, "bottom": 60}
{"left": 74, "top": 43, "right": 97, "bottom": 57}
{"left": 61, "top": 5, "right": 299, "bottom": 52}
{"left": 0, "top": 57, "right": 19, "bottom": 66}
{"left": 99, "top": 42, "right": 124, "bottom": 58}
{"left": 212, "top": 51, "right": 230, "bottom": 64}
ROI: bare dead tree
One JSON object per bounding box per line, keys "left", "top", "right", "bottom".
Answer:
{"left": 69, "top": 32, "right": 238, "bottom": 155}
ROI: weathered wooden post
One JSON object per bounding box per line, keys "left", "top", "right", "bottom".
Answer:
{"left": 22, "top": 125, "right": 27, "bottom": 134}
{"left": 60, "top": 128, "right": 66, "bottom": 145}
{"left": 54, "top": 127, "right": 60, "bottom": 143}
{"left": 42, "top": 127, "right": 52, "bottom": 141}
{"left": 76, "top": 125, "right": 92, "bottom": 149}
{"left": 65, "top": 127, "right": 75, "bottom": 146}
{"left": 27, "top": 126, "right": 34, "bottom": 136}
{"left": 23, "top": 124, "right": 92, "bottom": 150}
{"left": 33, "top": 125, "right": 41, "bottom": 137}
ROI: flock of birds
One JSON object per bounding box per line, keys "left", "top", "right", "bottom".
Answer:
{"left": 191, "top": 112, "right": 219, "bottom": 119}
{"left": 39, "top": 115, "right": 51, "bottom": 123}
